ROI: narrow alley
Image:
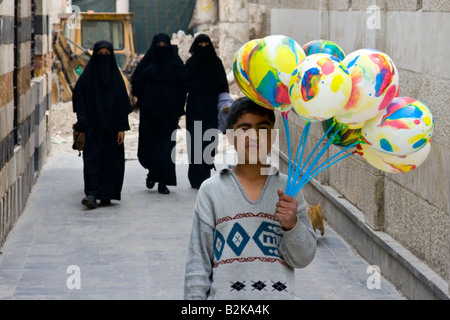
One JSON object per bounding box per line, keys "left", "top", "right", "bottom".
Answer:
{"left": 0, "top": 135, "right": 405, "bottom": 300}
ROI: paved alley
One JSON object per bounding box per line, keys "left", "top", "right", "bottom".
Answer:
{"left": 0, "top": 151, "right": 405, "bottom": 300}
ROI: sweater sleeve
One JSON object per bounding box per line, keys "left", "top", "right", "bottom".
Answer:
{"left": 184, "top": 188, "right": 215, "bottom": 300}
{"left": 278, "top": 191, "right": 317, "bottom": 269}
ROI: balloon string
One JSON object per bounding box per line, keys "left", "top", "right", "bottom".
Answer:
{"left": 308, "top": 140, "right": 362, "bottom": 178}
{"left": 290, "top": 122, "right": 344, "bottom": 195}
{"left": 290, "top": 151, "right": 356, "bottom": 197}
{"left": 293, "top": 140, "right": 362, "bottom": 195}
{"left": 286, "top": 121, "right": 337, "bottom": 196}
{"left": 282, "top": 112, "right": 292, "bottom": 192}
{"left": 286, "top": 121, "right": 310, "bottom": 195}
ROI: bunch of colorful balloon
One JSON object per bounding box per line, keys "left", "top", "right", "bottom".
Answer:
{"left": 305, "top": 40, "right": 434, "bottom": 175}
{"left": 233, "top": 36, "right": 435, "bottom": 197}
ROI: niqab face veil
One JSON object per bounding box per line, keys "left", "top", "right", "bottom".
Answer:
{"left": 95, "top": 55, "right": 113, "bottom": 87}
{"left": 153, "top": 33, "right": 172, "bottom": 62}
{"left": 131, "top": 33, "right": 179, "bottom": 103}
{"left": 138, "top": 33, "right": 174, "bottom": 68}
{"left": 92, "top": 41, "right": 114, "bottom": 88}
{"left": 189, "top": 34, "right": 217, "bottom": 65}
{"left": 187, "top": 34, "right": 225, "bottom": 91}
{"left": 73, "top": 40, "right": 132, "bottom": 131}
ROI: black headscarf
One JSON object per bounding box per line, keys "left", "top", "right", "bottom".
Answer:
{"left": 142, "top": 33, "right": 173, "bottom": 65}
{"left": 189, "top": 34, "right": 217, "bottom": 61}
{"left": 131, "top": 33, "right": 186, "bottom": 118}
{"left": 73, "top": 40, "right": 131, "bottom": 132}
{"left": 186, "top": 34, "right": 228, "bottom": 92}
{"left": 131, "top": 33, "right": 174, "bottom": 99}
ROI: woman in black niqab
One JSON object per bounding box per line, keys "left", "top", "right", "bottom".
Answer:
{"left": 73, "top": 40, "right": 132, "bottom": 209}
{"left": 131, "top": 33, "right": 187, "bottom": 194}
{"left": 185, "top": 34, "right": 229, "bottom": 189}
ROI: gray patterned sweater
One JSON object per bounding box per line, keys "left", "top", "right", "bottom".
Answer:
{"left": 184, "top": 165, "right": 317, "bottom": 300}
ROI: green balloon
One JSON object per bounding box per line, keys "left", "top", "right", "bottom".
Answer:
{"left": 322, "top": 117, "right": 362, "bottom": 147}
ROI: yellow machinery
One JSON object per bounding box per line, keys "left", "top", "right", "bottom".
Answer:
{"left": 52, "top": 11, "right": 136, "bottom": 105}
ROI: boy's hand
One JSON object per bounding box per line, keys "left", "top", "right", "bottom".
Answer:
{"left": 275, "top": 189, "right": 298, "bottom": 231}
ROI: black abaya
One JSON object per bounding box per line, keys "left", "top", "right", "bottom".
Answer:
{"left": 131, "top": 33, "right": 186, "bottom": 186}
{"left": 72, "top": 40, "right": 132, "bottom": 201}
{"left": 185, "top": 34, "right": 229, "bottom": 188}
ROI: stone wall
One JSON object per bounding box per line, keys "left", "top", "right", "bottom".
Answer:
{"left": 246, "top": 0, "right": 449, "bottom": 295}
{"left": 0, "top": 0, "right": 53, "bottom": 246}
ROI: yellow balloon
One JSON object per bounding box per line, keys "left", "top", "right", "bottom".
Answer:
{"left": 247, "top": 35, "right": 306, "bottom": 112}
{"left": 361, "top": 97, "right": 434, "bottom": 155}
{"left": 289, "top": 53, "right": 352, "bottom": 122}
{"left": 233, "top": 39, "right": 265, "bottom": 107}
{"left": 355, "top": 142, "right": 431, "bottom": 173}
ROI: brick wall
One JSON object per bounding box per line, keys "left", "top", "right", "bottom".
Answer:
{"left": 0, "top": 0, "right": 52, "bottom": 246}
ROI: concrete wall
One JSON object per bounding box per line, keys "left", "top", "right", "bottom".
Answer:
{"left": 251, "top": 0, "right": 449, "bottom": 298}
{"left": 0, "top": 0, "right": 53, "bottom": 246}
{"left": 205, "top": 0, "right": 449, "bottom": 298}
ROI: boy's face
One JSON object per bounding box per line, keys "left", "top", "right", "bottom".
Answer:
{"left": 227, "top": 112, "right": 275, "bottom": 165}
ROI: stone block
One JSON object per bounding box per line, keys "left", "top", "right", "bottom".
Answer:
{"left": 386, "top": 0, "right": 420, "bottom": 11}
{"left": 329, "top": 10, "right": 367, "bottom": 53}
{"left": 248, "top": 3, "right": 270, "bottom": 39}
{"left": 34, "top": 0, "right": 49, "bottom": 16}
{"left": 19, "top": 0, "right": 31, "bottom": 18}
{"left": 0, "top": 71, "right": 14, "bottom": 108}
{"left": 398, "top": 70, "right": 450, "bottom": 148}
{"left": 17, "top": 66, "right": 31, "bottom": 102}
{"left": 0, "top": 102, "right": 14, "bottom": 142}
{"left": 387, "top": 142, "right": 450, "bottom": 215}
{"left": 329, "top": 0, "right": 352, "bottom": 10}
{"left": 384, "top": 178, "right": 449, "bottom": 280}
{"left": 0, "top": 0, "right": 14, "bottom": 16}
{"left": 328, "top": 147, "right": 385, "bottom": 230}
{"left": 192, "top": 0, "right": 218, "bottom": 26}
{"left": 219, "top": 0, "right": 247, "bottom": 23}
{"left": 386, "top": 11, "right": 422, "bottom": 73}
{"left": 423, "top": 0, "right": 450, "bottom": 12}
{"left": 18, "top": 87, "right": 33, "bottom": 124}
{"left": 0, "top": 44, "right": 14, "bottom": 76}
{"left": 0, "top": 16, "right": 15, "bottom": 45}
{"left": 271, "top": 9, "right": 322, "bottom": 45}
{"left": 218, "top": 22, "right": 249, "bottom": 69}
{"left": 19, "top": 41, "right": 31, "bottom": 70}
{"left": 277, "top": 0, "right": 322, "bottom": 10}
{"left": 34, "top": 34, "right": 49, "bottom": 56}
{"left": 420, "top": 12, "right": 450, "bottom": 80}
{"left": 386, "top": 11, "right": 450, "bottom": 80}
{"left": 352, "top": 0, "right": 388, "bottom": 11}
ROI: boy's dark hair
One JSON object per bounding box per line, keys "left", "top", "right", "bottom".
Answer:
{"left": 226, "top": 97, "right": 276, "bottom": 129}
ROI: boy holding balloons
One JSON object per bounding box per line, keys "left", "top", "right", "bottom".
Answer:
{"left": 184, "top": 97, "right": 317, "bottom": 300}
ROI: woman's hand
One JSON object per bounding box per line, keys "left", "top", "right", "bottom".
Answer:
{"left": 73, "top": 130, "right": 84, "bottom": 138}
{"left": 117, "top": 131, "right": 125, "bottom": 145}
{"left": 222, "top": 105, "right": 229, "bottom": 114}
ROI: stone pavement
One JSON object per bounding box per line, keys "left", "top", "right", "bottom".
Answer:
{"left": 0, "top": 151, "right": 405, "bottom": 300}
